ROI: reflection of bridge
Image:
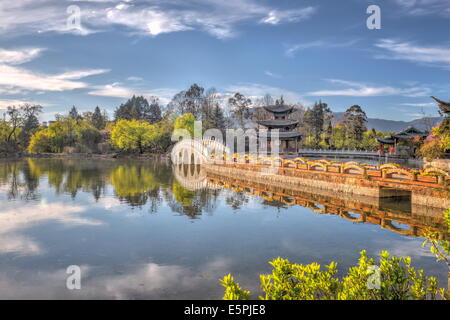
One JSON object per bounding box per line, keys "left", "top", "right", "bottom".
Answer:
{"left": 172, "top": 163, "right": 448, "bottom": 240}
{"left": 170, "top": 139, "right": 449, "bottom": 208}
{"left": 206, "top": 173, "right": 449, "bottom": 240}
{"left": 206, "top": 158, "right": 450, "bottom": 209}
{"left": 172, "top": 164, "right": 221, "bottom": 191}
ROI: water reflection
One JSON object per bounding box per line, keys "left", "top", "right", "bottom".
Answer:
{"left": 0, "top": 158, "right": 448, "bottom": 237}
{"left": 0, "top": 158, "right": 448, "bottom": 299}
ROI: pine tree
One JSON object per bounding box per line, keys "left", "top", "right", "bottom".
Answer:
{"left": 144, "top": 97, "right": 162, "bottom": 123}
{"left": 343, "top": 105, "right": 367, "bottom": 146}
{"left": 228, "top": 92, "right": 252, "bottom": 129}
{"left": 69, "top": 105, "right": 81, "bottom": 120}
{"left": 91, "top": 106, "right": 106, "bottom": 129}
{"left": 114, "top": 96, "right": 151, "bottom": 121}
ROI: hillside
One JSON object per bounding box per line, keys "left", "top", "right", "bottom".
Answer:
{"left": 332, "top": 112, "right": 442, "bottom": 132}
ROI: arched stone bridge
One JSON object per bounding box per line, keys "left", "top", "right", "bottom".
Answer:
{"left": 171, "top": 139, "right": 230, "bottom": 165}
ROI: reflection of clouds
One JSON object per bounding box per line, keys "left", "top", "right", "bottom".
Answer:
{"left": 0, "top": 234, "right": 41, "bottom": 255}
{"left": 372, "top": 237, "right": 434, "bottom": 258}
{"left": 0, "top": 256, "right": 234, "bottom": 299}
{"left": 0, "top": 202, "right": 102, "bottom": 255}
{"left": 94, "top": 196, "right": 122, "bottom": 211}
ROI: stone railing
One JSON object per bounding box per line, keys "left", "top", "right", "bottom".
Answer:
{"left": 208, "top": 154, "right": 450, "bottom": 187}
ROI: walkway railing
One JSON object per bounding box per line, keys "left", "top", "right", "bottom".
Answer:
{"left": 208, "top": 154, "right": 450, "bottom": 187}
{"left": 297, "top": 149, "right": 378, "bottom": 156}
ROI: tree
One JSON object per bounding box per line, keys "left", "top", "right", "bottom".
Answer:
{"left": 228, "top": 93, "right": 252, "bottom": 129}
{"left": 115, "top": 96, "right": 150, "bottom": 121}
{"left": 6, "top": 106, "right": 22, "bottom": 143}
{"left": 145, "top": 97, "right": 162, "bottom": 123}
{"left": 212, "top": 104, "right": 227, "bottom": 131}
{"left": 275, "top": 95, "right": 285, "bottom": 106}
{"left": 263, "top": 94, "right": 274, "bottom": 106}
{"left": 302, "top": 101, "right": 331, "bottom": 147}
{"left": 201, "top": 88, "right": 223, "bottom": 130}
{"left": 418, "top": 118, "right": 450, "bottom": 160}
{"left": 110, "top": 119, "right": 158, "bottom": 154}
{"left": 28, "top": 117, "right": 101, "bottom": 154}
{"left": 168, "top": 84, "right": 205, "bottom": 118}
{"left": 18, "top": 104, "right": 42, "bottom": 147}
{"left": 343, "top": 105, "right": 367, "bottom": 147}
{"left": 173, "top": 113, "right": 196, "bottom": 138}
{"left": 91, "top": 106, "right": 107, "bottom": 130}
{"left": 69, "top": 105, "right": 81, "bottom": 120}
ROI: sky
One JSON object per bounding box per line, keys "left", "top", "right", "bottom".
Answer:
{"left": 0, "top": 0, "right": 450, "bottom": 121}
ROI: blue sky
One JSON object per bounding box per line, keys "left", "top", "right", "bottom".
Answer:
{"left": 0, "top": 0, "right": 449, "bottom": 121}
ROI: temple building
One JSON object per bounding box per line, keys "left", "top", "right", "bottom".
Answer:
{"left": 376, "top": 126, "right": 428, "bottom": 156}
{"left": 256, "top": 105, "right": 302, "bottom": 154}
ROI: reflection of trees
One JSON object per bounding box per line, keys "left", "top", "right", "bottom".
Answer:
{"left": 226, "top": 191, "right": 249, "bottom": 210}
{"left": 165, "top": 180, "right": 221, "bottom": 219}
{"left": 27, "top": 158, "right": 107, "bottom": 199}
{"left": 0, "top": 160, "right": 39, "bottom": 200}
{"left": 109, "top": 163, "right": 165, "bottom": 208}
{"left": 0, "top": 158, "right": 233, "bottom": 216}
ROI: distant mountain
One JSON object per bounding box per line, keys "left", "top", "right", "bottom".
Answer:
{"left": 332, "top": 112, "right": 442, "bottom": 132}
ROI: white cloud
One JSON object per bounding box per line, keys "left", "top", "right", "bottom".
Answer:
{"left": 54, "top": 69, "right": 110, "bottom": 80}
{"left": 394, "top": 0, "right": 450, "bottom": 17}
{"left": 0, "top": 99, "right": 49, "bottom": 109}
{"left": 375, "top": 39, "right": 450, "bottom": 69}
{"left": 285, "top": 39, "right": 358, "bottom": 57}
{"left": 400, "top": 102, "right": 436, "bottom": 107}
{"left": 0, "top": 64, "right": 109, "bottom": 92}
{"left": 259, "top": 7, "right": 316, "bottom": 25}
{"left": 88, "top": 83, "right": 178, "bottom": 104}
{"left": 0, "top": 47, "right": 109, "bottom": 93}
{"left": 307, "top": 79, "right": 431, "bottom": 97}
{"left": 88, "top": 82, "right": 136, "bottom": 98}
{"left": 264, "top": 70, "right": 281, "bottom": 78}
{"left": 0, "top": 0, "right": 317, "bottom": 39}
{"left": 225, "top": 83, "right": 309, "bottom": 105}
{"left": 127, "top": 76, "right": 143, "bottom": 81}
{"left": 0, "top": 48, "right": 45, "bottom": 65}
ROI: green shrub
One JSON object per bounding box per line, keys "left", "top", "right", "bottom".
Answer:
{"left": 220, "top": 250, "right": 442, "bottom": 300}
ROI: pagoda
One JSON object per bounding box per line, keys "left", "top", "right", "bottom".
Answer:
{"left": 376, "top": 126, "right": 428, "bottom": 155}
{"left": 256, "top": 105, "right": 302, "bottom": 154}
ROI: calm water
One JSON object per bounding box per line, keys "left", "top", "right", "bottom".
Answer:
{"left": 0, "top": 158, "right": 447, "bottom": 299}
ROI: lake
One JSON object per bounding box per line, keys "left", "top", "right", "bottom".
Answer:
{"left": 0, "top": 158, "right": 447, "bottom": 299}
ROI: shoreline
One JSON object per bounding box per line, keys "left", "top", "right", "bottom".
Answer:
{"left": 0, "top": 153, "right": 171, "bottom": 161}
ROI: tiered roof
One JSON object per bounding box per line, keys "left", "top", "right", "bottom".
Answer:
{"left": 431, "top": 96, "right": 450, "bottom": 115}
{"left": 256, "top": 120, "right": 299, "bottom": 128}
{"left": 257, "top": 104, "right": 302, "bottom": 140}
{"left": 376, "top": 126, "right": 428, "bottom": 145}
{"left": 263, "top": 105, "right": 294, "bottom": 114}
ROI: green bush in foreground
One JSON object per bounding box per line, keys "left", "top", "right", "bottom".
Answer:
{"left": 422, "top": 208, "right": 450, "bottom": 299}
{"left": 220, "top": 250, "right": 444, "bottom": 300}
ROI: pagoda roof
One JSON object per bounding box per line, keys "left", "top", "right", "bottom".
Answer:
{"left": 392, "top": 126, "right": 428, "bottom": 139}
{"left": 258, "top": 131, "right": 302, "bottom": 140}
{"left": 257, "top": 120, "right": 299, "bottom": 128}
{"left": 431, "top": 96, "right": 450, "bottom": 115}
{"left": 376, "top": 137, "right": 395, "bottom": 145}
{"left": 263, "top": 105, "right": 294, "bottom": 114}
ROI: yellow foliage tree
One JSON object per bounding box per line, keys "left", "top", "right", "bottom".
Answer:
{"left": 110, "top": 119, "right": 160, "bottom": 154}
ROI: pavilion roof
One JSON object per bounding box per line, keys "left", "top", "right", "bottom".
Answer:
{"left": 258, "top": 131, "right": 302, "bottom": 140}
{"left": 263, "top": 105, "right": 294, "bottom": 114}
{"left": 392, "top": 126, "right": 428, "bottom": 139}
{"left": 431, "top": 96, "right": 450, "bottom": 115}
{"left": 257, "top": 120, "right": 299, "bottom": 128}
{"left": 376, "top": 137, "right": 395, "bottom": 145}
